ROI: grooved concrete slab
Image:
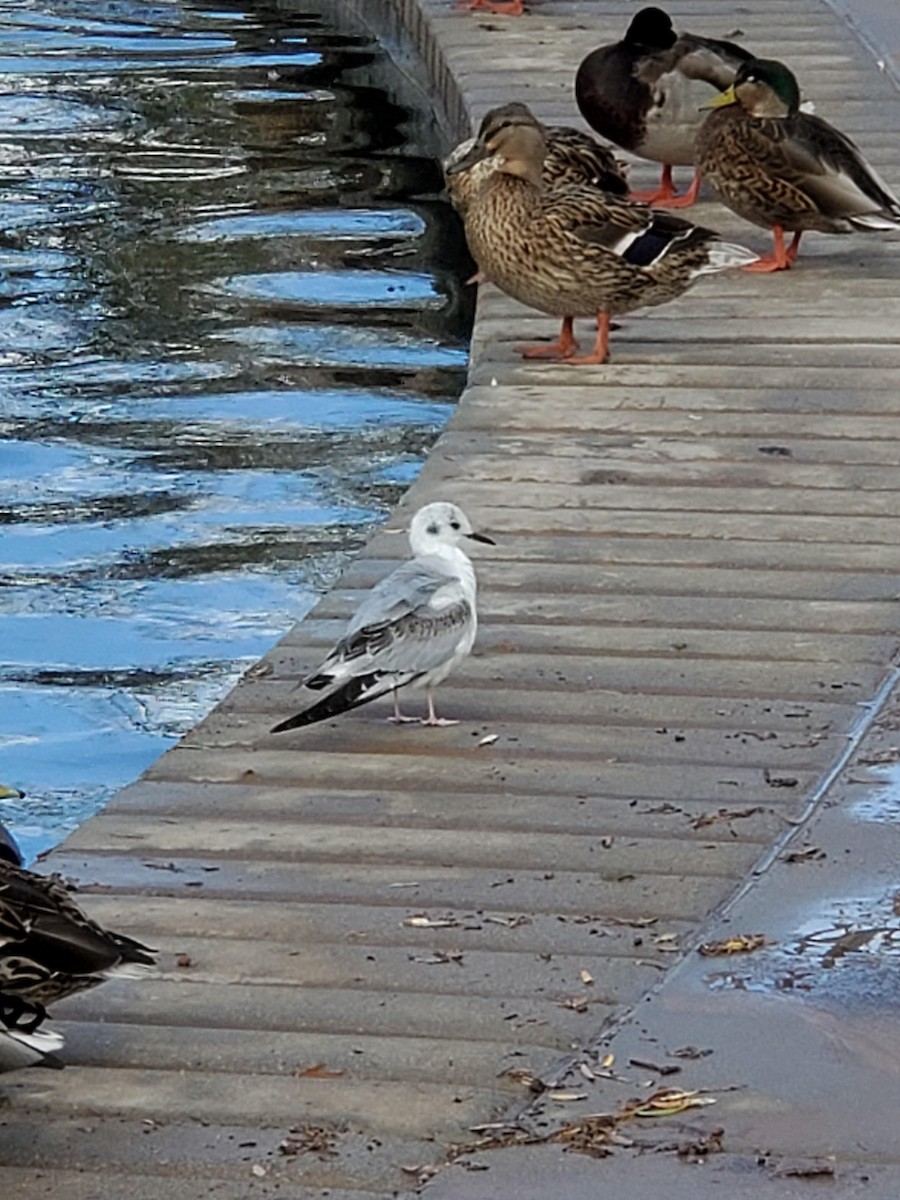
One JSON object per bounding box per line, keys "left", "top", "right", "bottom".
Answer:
{"left": 3, "top": 0, "right": 899, "bottom": 1196}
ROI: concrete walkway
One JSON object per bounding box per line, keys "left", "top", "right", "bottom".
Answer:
{"left": 2, "top": 1, "right": 899, "bottom": 1197}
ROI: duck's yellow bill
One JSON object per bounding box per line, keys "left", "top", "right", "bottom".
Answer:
{"left": 703, "top": 84, "right": 737, "bottom": 110}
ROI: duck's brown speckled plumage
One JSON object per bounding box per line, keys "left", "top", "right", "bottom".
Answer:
{"left": 448, "top": 104, "right": 757, "bottom": 362}
{"left": 445, "top": 105, "right": 627, "bottom": 218}
{"left": 696, "top": 58, "right": 900, "bottom": 269}
{"left": 0, "top": 860, "right": 155, "bottom": 1009}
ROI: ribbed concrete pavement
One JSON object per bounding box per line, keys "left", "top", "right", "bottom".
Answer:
{"left": 1, "top": 1, "right": 898, "bottom": 1196}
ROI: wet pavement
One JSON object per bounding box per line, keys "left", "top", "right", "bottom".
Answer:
{"left": 428, "top": 664, "right": 900, "bottom": 1196}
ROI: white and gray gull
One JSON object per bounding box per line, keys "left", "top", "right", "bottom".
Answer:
{"left": 271, "top": 501, "right": 494, "bottom": 732}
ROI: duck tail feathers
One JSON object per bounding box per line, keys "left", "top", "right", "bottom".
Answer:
{"left": 847, "top": 209, "right": 900, "bottom": 232}
{"left": 698, "top": 242, "right": 760, "bottom": 274}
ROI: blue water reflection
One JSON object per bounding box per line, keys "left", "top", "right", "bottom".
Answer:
{"left": 0, "top": 0, "right": 471, "bottom": 860}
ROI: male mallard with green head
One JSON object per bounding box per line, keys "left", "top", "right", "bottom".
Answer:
{"left": 575, "top": 6, "right": 753, "bottom": 207}
{"left": 448, "top": 104, "right": 757, "bottom": 364}
{"left": 696, "top": 58, "right": 900, "bottom": 272}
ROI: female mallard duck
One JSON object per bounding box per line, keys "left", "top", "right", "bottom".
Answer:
{"left": 0, "top": 857, "right": 155, "bottom": 1012}
{"left": 575, "top": 6, "right": 753, "bottom": 207}
{"left": 696, "top": 58, "right": 900, "bottom": 272}
{"left": 445, "top": 102, "right": 628, "bottom": 218}
{"left": 447, "top": 104, "right": 757, "bottom": 364}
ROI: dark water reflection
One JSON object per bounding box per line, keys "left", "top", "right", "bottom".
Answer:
{"left": 0, "top": 0, "right": 472, "bottom": 859}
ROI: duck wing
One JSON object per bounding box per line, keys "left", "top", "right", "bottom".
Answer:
{"left": 544, "top": 191, "right": 712, "bottom": 266}
{"left": 775, "top": 113, "right": 900, "bottom": 220}
{"left": 0, "top": 864, "right": 155, "bottom": 977}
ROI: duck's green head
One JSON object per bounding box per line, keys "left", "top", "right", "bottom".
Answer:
{"left": 623, "top": 7, "right": 677, "bottom": 51}
{"left": 708, "top": 58, "right": 801, "bottom": 118}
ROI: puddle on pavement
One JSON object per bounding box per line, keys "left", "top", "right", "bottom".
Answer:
{"left": 0, "top": 0, "right": 472, "bottom": 860}
{"left": 705, "top": 884, "right": 900, "bottom": 1011}
{"left": 850, "top": 761, "right": 900, "bottom": 823}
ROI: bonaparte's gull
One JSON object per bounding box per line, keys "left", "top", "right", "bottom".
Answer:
{"left": 271, "top": 501, "right": 494, "bottom": 731}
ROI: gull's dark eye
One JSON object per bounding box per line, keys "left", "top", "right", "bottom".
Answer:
{"left": 450, "top": 521, "right": 461, "bottom": 531}
{"left": 427, "top": 523, "right": 439, "bottom": 535}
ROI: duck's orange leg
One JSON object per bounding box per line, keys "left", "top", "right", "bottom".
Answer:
{"left": 567, "top": 311, "right": 611, "bottom": 366}
{"left": 518, "top": 315, "right": 579, "bottom": 359}
{"left": 629, "top": 164, "right": 700, "bottom": 208}
{"left": 743, "top": 226, "right": 802, "bottom": 273}
{"left": 455, "top": 0, "right": 524, "bottom": 13}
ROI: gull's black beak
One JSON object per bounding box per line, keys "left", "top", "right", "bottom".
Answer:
{"left": 467, "top": 531, "right": 496, "bottom": 545}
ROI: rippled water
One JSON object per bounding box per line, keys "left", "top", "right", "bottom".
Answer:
{"left": 0, "top": 0, "right": 472, "bottom": 860}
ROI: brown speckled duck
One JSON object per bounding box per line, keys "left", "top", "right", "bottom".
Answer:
{"left": 696, "top": 58, "right": 900, "bottom": 271}
{"left": 1, "top": 858, "right": 155, "bottom": 1012}
{"left": 448, "top": 104, "right": 757, "bottom": 364}
{"left": 445, "top": 102, "right": 628, "bottom": 218}
{"left": 575, "top": 6, "right": 753, "bottom": 207}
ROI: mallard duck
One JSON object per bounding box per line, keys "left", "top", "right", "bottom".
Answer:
{"left": 272, "top": 502, "right": 494, "bottom": 732}
{"left": 447, "top": 104, "right": 757, "bottom": 364}
{"left": 696, "top": 57, "right": 900, "bottom": 271}
{"left": 445, "top": 102, "right": 628, "bottom": 218}
{"left": 575, "top": 6, "right": 753, "bottom": 207}
{"left": 0, "top": 859, "right": 156, "bottom": 1011}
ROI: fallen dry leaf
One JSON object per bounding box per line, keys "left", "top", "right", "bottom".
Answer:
{"left": 175, "top": 953, "right": 192, "bottom": 968}
{"left": 559, "top": 995, "right": 590, "bottom": 1012}
{"left": 548, "top": 1091, "right": 588, "bottom": 1102}
{"left": 410, "top": 949, "right": 464, "bottom": 965}
{"left": 782, "top": 845, "right": 826, "bottom": 863}
{"left": 692, "top": 806, "right": 763, "bottom": 829}
{"left": 293, "top": 1063, "right": 345, "bottom": 1079}
{"left": 579, "top": 968, "right": 594, "bottom": 986}
{"left": 627, "top": 1088, "right": 716, "bottom": 1118}
{"left": 478, "top": 733, "right": 499, "bottom": 747}
{"left": 775, "top": 1158, "right": 836, "bottom": 1179}
{"left": 278, "top": 1123, "right": 345, "bottom": 1159}
{"left": 669, "top": 1045, "right": 713, "bottom": 1060}
{"left": 403, "top": 914, "right": 460, "bottom": 929}
{"left": 484, "top": 914, "right": 531, "bottom": 928}
{"left": 678, "top": 1127, "right": 724, "bottom": 1162}
{"left": 698, "top": 933, "right": 770, "bottom": 956}
{"left": 628, "top": 1057, "right": 681, "bottom": 1077}
{"left": 497, "top": 1066, "right": 546, "bottom": 1094}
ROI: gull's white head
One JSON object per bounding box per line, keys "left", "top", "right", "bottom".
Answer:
{"left": 408, "top": 502, "right": 494, "bottom": 557}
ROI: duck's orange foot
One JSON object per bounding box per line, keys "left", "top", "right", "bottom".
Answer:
{"left": 742, "top": 256, "right": 790, "bottom": 274}
{"left": 454, "top": 0, "right": 524, "bottom": 12}
{"left": 742, "top": 228, "right": 802, "bottom": 273}
{"left": 517, "top": 316, "right": 577, "bottom": 359}
{"left": 564, "top": 310, "right": 611, "bottom": 365}
{"left": 518, "top": 339, "right": 579, "bottom": 359}
{"left": 629, "top": 167, "right": 700, "bottom": 209}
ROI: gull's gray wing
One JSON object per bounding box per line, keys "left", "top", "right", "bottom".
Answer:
{"left": 271, "top": 556, "right": 474, "bottom": 732}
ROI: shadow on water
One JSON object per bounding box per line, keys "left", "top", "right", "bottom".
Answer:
{"left": 0, "top": 0, "right": 474, "bottom": 859}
